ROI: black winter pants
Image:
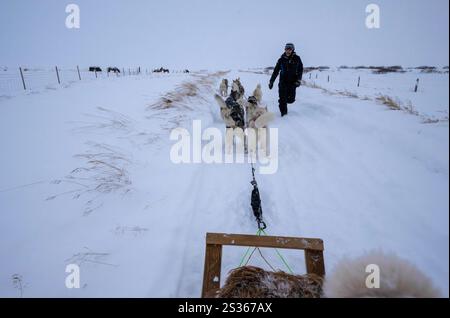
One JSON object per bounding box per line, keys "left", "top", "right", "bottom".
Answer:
{"left": 278, "top": 82, "right": 297, "bottom": 115}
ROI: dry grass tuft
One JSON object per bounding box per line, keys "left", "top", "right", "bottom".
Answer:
{"left": 66, "top": 247, "right": 117, "bottom": 267}
{"left": 403, "top": 101, "right": 419, "bottom": 116}
{"left": 148, "top": 74, "right": 218, "bottom": 111}
{"left": 48, "top": 142, "right": 132, "bottom": 216}
{"left": 71, "top": 143, "right": 132, "bottom": 195}
{"left": 213, "top": 266, "right": 323, "bottom": 298}
{"left": 336, "top": 90, "right": 360, "bottom": 99}
{"left": 71, "top": 107, "right": 134, "bottom": 133}
{"left": 376, "top": 95, "right": 402, "bottom": 110}
{"left": 422, "top": 113, "right": 449, "bottom": 124}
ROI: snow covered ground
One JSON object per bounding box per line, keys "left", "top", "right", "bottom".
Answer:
{"left": 0, "top": 68, "right": 448, "bottom": 297}
{"left": 304, "top": 67, "right": 449, "bottom": 120}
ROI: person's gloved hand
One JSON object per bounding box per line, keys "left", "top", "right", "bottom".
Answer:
{"left": 268, "top": 81, "right": 274, "bottom": 90}
{"left": 295, "top": 80, "right": 301, "bottom": 87}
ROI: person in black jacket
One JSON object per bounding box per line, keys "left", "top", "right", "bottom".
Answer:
{"left": 268, "top": 43, "right": 303, "bottom": 116}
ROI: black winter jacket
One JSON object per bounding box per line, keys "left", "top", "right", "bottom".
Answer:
{"left": 270, "top": 52, "right": 303, "bottom": 84}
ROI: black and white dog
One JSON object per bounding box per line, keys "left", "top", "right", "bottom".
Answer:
{"left": 214, "top": 78, "right": 245, "bottom": 129}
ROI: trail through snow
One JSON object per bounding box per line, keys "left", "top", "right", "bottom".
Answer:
{"left": 0, "top": 70, "right": 448, "bottom": 297}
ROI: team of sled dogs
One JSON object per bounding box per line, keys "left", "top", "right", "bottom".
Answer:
{"left": 214, "top": 78, "right": 275, "bottom": 154}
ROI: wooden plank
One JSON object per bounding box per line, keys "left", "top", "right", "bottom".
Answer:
{"left": 201, "top": 243, "right": 222, "bottom": 298}
{"left": 305, "top": 249, "right": 326, "bottom": 277}
{"left": 206, "top": 233, "right": 324, "bottom": 251}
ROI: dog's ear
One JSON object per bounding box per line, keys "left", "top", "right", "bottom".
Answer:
{"left": 253, "top": 84, "right": 262, "bottom": 103}
{"left": 232, "top": 81, "right": 239, "bottom": 93}
{"left": 214, "top": 94, "right": 227, "bottom": 110}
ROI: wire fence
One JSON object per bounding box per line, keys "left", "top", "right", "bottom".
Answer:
{"left": 0, "top": 66, "right": 190, "bottom": 95}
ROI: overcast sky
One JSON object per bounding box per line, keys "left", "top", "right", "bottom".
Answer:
{"left": 0, "top": 0, "right": 448, "bottom": 69}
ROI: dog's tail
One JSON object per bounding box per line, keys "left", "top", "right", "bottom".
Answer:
{"left": 254, "top": 112, "right": 275, "bottom": 128}
{"left": 322, "top": 250, "right": 442, "bottom": 298}
{"left": 253, "top": 84, "right": 262, "bottom": 103}
{"left": 214, "top": 94, "right": 227, "bottom": 110}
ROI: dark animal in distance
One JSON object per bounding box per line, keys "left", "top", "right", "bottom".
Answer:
{"left": 107, "top": 67, "right": 120, "bottom": 73}
{"left": 153, "top": 67, "right": 169, "bottom": 73}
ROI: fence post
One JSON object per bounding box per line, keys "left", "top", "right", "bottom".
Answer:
{"left": 309, "top": 73, "right": 311, "bottom": 79}
{"left": 414, "top": 78, "right": 419, "bottom": 93}
{"left": 77, "top": 65, "right": 81, "bottom": 80}
{"left": 95, "top": 70, "right": 97, "bottom": 78}
{"left": 357, "top": 76, "right": 360, "bottom": 87}
{"left": 55, "top": 66, "right": 61, "bottom": 84}
{"left": 315, "top": 73, "right": 318, "bottom": 79}
{"left": 327, "top": 75, "right": 330, "bottom": 82}
{"left": 19, "top": 67, "right": 26, "bottom": 90}
{"left": 122, "top": 68, "right": 125, "bottom": 75}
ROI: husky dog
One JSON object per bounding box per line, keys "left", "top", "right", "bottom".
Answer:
{"left": 219, "top": 79, "right": 228, "bottom": 97}
{"left": 232, "top": 78, "right": 245, "bottom": 108}
{"left": 245, "top": 84, "right": 275, "bottom": 155}
{"left": 214, "top": 79, "right": 245, "bottom": 129}
{"left": 214, "top": 79, "right": 247, "bottom": 154}
{"left": 245, "top": 84, "right": 275, "bottom": 129}
{"left": 323, "top": 250, "right": 441, "bottom": 298}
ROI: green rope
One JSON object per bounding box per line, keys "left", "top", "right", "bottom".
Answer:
{"left": 237, "top": 228, "right": 295, "bottom": 275}
{"left": 260, "top": 228, "right": 294, "bottom": 275}
{"left": 256, "top": 247, "right": 276, "bottom": 272}
{"left": 238, "top": 247, "right": 252, "bottom": 267}
{"left": 243, "top": 247, "right": 257, "bottom": 267}
{"left": 238, "top": 229, "right": 261, "bottom": 267}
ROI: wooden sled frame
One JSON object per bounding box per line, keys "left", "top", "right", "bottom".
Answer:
{"left": 202, "top": 232, "right": 325, "bottom": 297}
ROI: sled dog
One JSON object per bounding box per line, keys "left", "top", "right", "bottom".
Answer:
{"left": 214, "top": 79, "right": 245, "bottom": 129}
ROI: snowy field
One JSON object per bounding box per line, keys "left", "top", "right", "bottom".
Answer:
{"left": 304, "top": 67, "right": 449, "bottom": 120}
{"left": 0, "top": 68, "right": 448, "bottom": 297}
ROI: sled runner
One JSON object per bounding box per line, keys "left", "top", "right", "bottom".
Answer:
{"left": 201, "top": 232, "right": 325, "bottom": 297}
